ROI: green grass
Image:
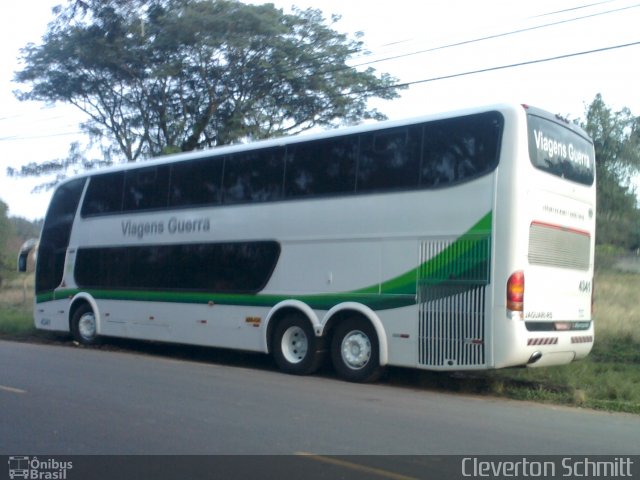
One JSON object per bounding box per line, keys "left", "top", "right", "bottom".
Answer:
{"left": 483, "top": 353, "right": 640, "bottom": 414}
{"left": 0, "top": 306, "right": 36, "bottom": 337}
{"left": 2, "top": 270, "right": 639, "bottom": 414}
{"left": 0, "top": 274, "right": 37, "bottom": 338}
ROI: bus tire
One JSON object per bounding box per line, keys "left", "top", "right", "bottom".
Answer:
{"left": 272, "top": 315, "right": 321, "bottom": 375}
{"left": 331, "top": 317, "right": 382, "bottom": 383}
{"left": 70, "top": 303, "right": 100, "bottom": 346}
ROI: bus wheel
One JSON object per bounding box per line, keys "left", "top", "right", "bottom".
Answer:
{"left": 331, "top": 317, "right": 382, "bottom": 383}
{"left": 272, "top": 315, "right": 321, "bottom": 375}
{"left": 71, "top": 304, "right": 100, "bottom": 346}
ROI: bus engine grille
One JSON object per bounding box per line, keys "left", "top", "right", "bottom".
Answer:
{"left": 417, "top": 237, "right": 489, "bottom": 368}
{"left": 418, "top": 285, "right": 486, "bottom": 368}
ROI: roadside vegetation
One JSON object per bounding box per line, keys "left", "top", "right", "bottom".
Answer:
{"left": 0, "top": 275, "right": 36, "bottom": 338}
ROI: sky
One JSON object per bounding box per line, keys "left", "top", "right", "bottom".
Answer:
{"left": 1, "top": 0, "right": 639, "bottom": 220}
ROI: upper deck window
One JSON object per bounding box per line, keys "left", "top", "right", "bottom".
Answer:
{"left": 421, "top": 111, "right": 503, "bottom": 188}
{"left": 79, "top": 111, "right": 504, "bottom": 217}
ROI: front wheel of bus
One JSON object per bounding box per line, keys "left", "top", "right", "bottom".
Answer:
{"left": 71, "top": 304, "right": 100, "bottom": 346}
{"left": 331, "top": 318, "right": 382, "bottom": 383}
{"left": 273, "top": 315, "right": 322, "bottom": 376}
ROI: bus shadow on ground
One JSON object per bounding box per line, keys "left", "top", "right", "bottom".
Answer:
{"left": 10, "top": 330, "right": 530, "bottom": 396}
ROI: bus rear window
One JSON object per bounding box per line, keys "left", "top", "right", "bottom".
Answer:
{"left": 527, "top": 114, "right": 595, "bottom": 185}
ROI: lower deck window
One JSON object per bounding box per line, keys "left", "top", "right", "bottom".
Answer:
{"left": 75, "top": 241, "right": 280, "bottom": 293}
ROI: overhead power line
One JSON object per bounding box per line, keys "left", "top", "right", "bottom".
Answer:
{"left": 354, "top": 40, "right": 640, "bottom": 95}
{"left": 348, "top": 0, "right": 621, "bottom": 62}
{"left": 531, "top": 0, "right": 618, "bottom": 18}
{"left": 0, "top": 130, "right": 83, "bottom": 142}
{"left": 347, "top": 3, "right": 640, "bottom": 70}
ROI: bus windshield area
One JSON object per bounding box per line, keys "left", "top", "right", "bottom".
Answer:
{"left": 527, "top": 114, "right": 595, "bottom": 186}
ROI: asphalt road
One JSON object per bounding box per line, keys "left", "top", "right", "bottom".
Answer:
{"left": 1, "top": 339, "right": 639, "bottom": 457}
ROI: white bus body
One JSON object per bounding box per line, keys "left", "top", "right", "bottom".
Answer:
{"left": 29, "top": 103, "right": 596, "bottom": 381}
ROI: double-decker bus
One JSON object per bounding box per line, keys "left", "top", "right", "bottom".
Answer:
{"left": 22, "top": 103, "right": 596, "bottom": 382}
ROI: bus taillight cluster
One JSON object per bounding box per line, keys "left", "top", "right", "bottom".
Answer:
{"left": 507, "top": 271, "right": 525, "bottom": 313}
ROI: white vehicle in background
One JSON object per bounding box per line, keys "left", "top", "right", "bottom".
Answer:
{"left": 23, "top": 103, "right": 596, "bottom": 382}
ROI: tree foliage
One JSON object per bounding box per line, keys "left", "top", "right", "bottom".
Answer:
{"left": 581, "top": 94, "right": 640, "bottom": 249}
{"left": 0, "top": 199, "right": 16, "bottom": 285}
{"left": 14, "top": 0, "right": 403, "bottom": 164}
{"left": 6, "top": 142, "right": 113, "bottom": 191}
{"left": 0, "top": 204, "right": 42, "bottom": 283}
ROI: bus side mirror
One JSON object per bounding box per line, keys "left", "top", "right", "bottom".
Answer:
{"left": 17, "top": 253, "right": 28, "bottom": 273}
{"left": 17, "top": 238, "right": 38, "bottom": 273}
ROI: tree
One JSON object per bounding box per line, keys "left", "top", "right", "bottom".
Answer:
{"left": 581, "top": 94, "right": 640, "bottom": 249}
{"left": 6, "top": 142, "right": 113, "bottom": 191}
{"left": 13, "top": 0, "right": 403, "bottom": 168}
{"left": 0, "top": 199, "right": 16, "bottom": 286}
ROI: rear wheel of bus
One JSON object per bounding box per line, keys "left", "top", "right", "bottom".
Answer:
{"left": 331, "top": 317, "right": 382, "bottom": 383}
{"left": 272, "top": 314, "right": 322, "bottom": 375}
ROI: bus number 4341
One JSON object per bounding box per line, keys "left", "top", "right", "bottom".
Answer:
{"left": 579, "top": 280, "right": 592, "bottom": 294}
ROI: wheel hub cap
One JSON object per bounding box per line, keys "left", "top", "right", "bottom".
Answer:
{"left": 78, "top": 313, "right": 96, "bottom": 340}
{"left": 341, "top": 330, "right": 371, "bottom": 369}
{"left": 281, "top": 326, "right": 308, "bottom": 364}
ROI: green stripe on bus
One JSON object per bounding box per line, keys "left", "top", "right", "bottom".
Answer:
{"left": 37, "top": 211, "right": 492, "bottom": 311}
{"left": 355, "top": 211, "right": 492, "bottom": 296}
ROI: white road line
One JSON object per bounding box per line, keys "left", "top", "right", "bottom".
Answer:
{"left": 0, "top": 384, "right": 27, "bottom": 394}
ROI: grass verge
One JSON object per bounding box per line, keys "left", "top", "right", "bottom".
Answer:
{"left": 483, "top": 349, "right": 640, "bottom": 414}
{"left": 1, "top": 271, "right": 639, "bottom": 414}
{"left": 0, "top": 306, "right": 36, "bottom": 338}
{"left": 0, "top": 275, "right": 38, "bottom": 339}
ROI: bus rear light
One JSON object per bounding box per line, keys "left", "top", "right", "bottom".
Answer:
{"left": 507, "top": 271, "right": 524, "bottom": 312}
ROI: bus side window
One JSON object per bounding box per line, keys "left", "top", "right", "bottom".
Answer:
{"left": 75, "top": 242, "right": 281, "bottom": 293}
{"left": 357, "top": 126, "right": 421, "bottom": 193}
{"left": 421, "top": 113, "right": 502, "bottom": 188}
{"left": 123, "top": 165, "right": 171, "bottom": 212}
{"left": 223, "top": 148, "right": 285, "bottom": 204}
{"left": 422, "top": 120, "right": 459, "bottom": 187}
{"left": 81, "top": 172, "right": 125, "bottom": 216}
{"left": 285, "top": 137, "right": 358, "bottom": 198}
{"left": 169, "top": 157, "right": 224, "bottom": 208}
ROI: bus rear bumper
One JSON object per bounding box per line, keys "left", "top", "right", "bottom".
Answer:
{"left": 526, "top": 350, "right": 576, "bottom": 367}
{"left": 524, "top": 333, "right": 593, "bottom": 368}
